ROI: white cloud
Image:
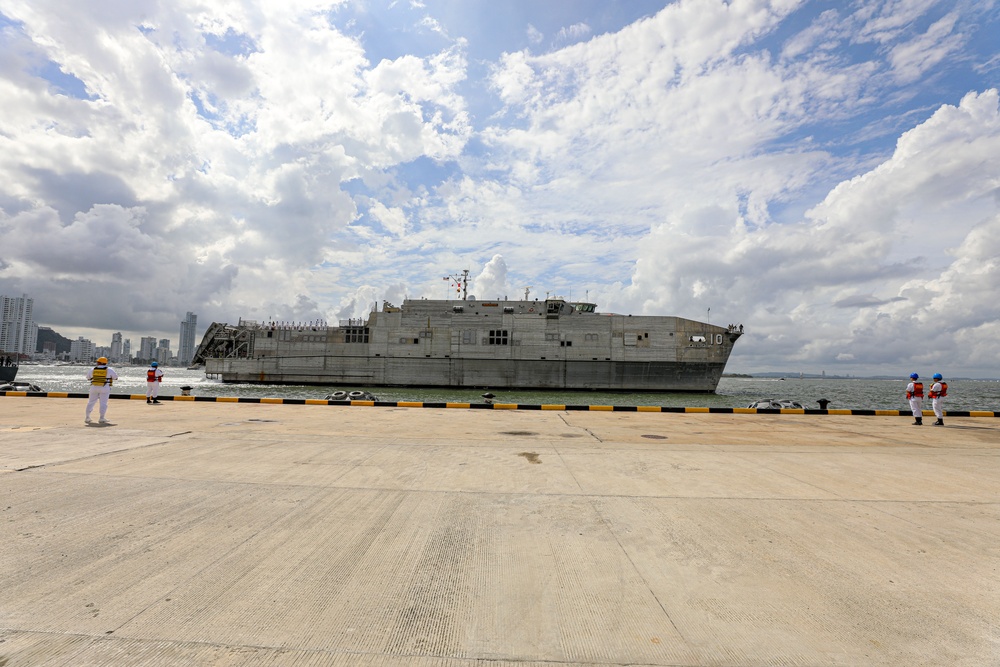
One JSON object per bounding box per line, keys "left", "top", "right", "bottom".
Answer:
{"left": 0, "top": 0, "right": 470, "bottom": 342}
{"left": 526, "top": 24, "right": 543, "bottom": 45}
{"left": 887, "top": 12, "right": 964, "bottom": 84}
{"left": 555, "top": 22, "right": 591, "bottom": 44}
{"left": 471, "top": 254, "right": 508, "bottom": 300}
{"left": 369, "top": 201, "right": 409, "bottom": 236}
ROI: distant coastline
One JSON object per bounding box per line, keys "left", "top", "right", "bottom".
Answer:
{"left": 724, "top": 372, "right": 999, "bottom": 381}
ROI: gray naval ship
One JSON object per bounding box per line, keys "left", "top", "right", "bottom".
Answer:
{"left": 194, "top": 285, "right": 743, "bottom": 392}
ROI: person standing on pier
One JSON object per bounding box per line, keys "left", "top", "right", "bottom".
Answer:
{"left": 905, "top": 373, "right": 924, "bottom": 425}
{"left": 928, "top": 373, "right": 947, "bottom": 426}
{"left": 146, "top": 361, "right": 164, "bottom": 404}
{"left": 85, "top": 357, "right": 118, "bottom": 424}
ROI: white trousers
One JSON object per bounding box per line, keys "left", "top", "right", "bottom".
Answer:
{"left": 86, "top": 386, "right": 111, "bottom": 420}
{"left": 908, "top": 397, "right": 923, "bottom": 418}
{"left": 146, "top": 381, "right": 160, "bottom": 399}
{"left": 931, "top": 398, "right": 944, "bottom": 419}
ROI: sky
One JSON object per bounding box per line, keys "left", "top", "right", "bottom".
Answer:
{"left": 1, "top": 0, "right": 999, "bottom": 377}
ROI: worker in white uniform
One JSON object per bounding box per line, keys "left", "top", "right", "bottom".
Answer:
{"left": 85, "top": 357, "right": 119, "bottom": 424}
{"left": 146, "top": 361, "right": 164, "bottom": 404}
{"left": 928, "top": 373, "right": 947, "bottom": 426}
{"left": 905, "top": 372, "right": 924, "bottom": 426}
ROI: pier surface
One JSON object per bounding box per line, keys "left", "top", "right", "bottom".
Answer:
{"left": 1, "top": 398, "right": 998, "bottom": 666}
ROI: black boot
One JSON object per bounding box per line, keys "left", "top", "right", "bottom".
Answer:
{"left": 147, "top": 398, "right": 152, "bottom": 404}
{"left": 912, "top": 417, "right": 922, "bottom": 425}
{"left": 934, "top": 419, "right": 943, "bottom": 426}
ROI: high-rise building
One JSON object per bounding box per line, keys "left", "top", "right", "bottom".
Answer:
{"left": 110, "top": 332, "right": 123, "bottom": 362}
{"left": 156, "top": 339, "right": 172, "bottom": 365}
{"left": 122, "top": 339, "right": 132, "bottom": 362}
{"left": 139, "top": 336, "right": 157, "bottom": 361}
{"left": 0, "top": 294, "right": 36, "bottom": 357}
{"left": 178, "top": 312, "right": 198, "bottom": 365}
{"left": 70, "top": 336, "right": 95, "bottom": 362}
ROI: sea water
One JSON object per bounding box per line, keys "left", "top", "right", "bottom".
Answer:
{"left": 10, "top": 364, "right": 999, "bottom": 412}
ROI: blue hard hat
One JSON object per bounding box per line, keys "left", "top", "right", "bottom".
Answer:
{"left": 909, "top": 373, "right": 918, "bottom": 379}
{"left": 932, "top": 373, "right": 942, "bottom": 380}
{"left": 151, "top": 361, "right": 158, "bottom": 367}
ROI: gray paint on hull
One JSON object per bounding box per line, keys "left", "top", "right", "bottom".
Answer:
{"left": 207, "top": 357, "right": 728, "bottom": 392}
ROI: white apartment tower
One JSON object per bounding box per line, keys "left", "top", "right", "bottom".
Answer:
{"left": 178, "top": 311, "right": 197, "bottom": 365}
{"left": 139, "top": 336, "right": 157, "bottom": 361}
{"left": 0, "top": 294, "right": 37, "bottom": 357}
{"left": 110, "top": 332, "right": 123, "bottom": 362}
{"left": 70, "top": 336, "right": 96, "bottom": 362}
{"left": 156, "top": 338, "right": 172, "bottom": 365}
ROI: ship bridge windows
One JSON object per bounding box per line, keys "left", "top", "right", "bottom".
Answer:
{"left": 546, "top": 301, "right": 565, "bottom": 315}
{"left": 345, "top": 327, "right": 369, "bottom": 344}
{"left": 487, "top": 329, "right": 508, "bottom": 345}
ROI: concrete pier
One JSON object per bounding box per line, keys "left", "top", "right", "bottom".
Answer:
{"left": 2, "top": 397, "right": 998, "bottom": 666}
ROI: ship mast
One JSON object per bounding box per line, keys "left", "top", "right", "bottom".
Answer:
{"left": 444, "top": 269, "right": 470, "bottom": 300}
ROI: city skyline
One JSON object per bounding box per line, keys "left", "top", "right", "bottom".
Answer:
{"left": 2, "top": 292, "right": 197, "bottom": 363}
{"left": 2, "top": 2, "right": 1000, "bottom": 376}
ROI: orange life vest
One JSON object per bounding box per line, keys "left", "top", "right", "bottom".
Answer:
{"left": 147, "top": 369, "right": 162, "bottom": 382}
{"left": 906, "top": 382, "right": 923, "bottom": 399}
{"left": 929, "top": 382, "right": 947, "bottom": 398}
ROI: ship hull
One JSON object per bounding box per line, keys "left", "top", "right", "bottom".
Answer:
{"left": 205, "top": 357, "right": 728, "bottom": 392}
{"left": 196, "top": 297, "right": 743, "bottom": 393}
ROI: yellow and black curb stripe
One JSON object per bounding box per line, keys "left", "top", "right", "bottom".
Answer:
{"left": 1, "top": 391, "right": 997, "bottom": 417}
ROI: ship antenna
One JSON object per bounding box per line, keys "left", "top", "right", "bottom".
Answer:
{"left": 524, "top": 286, "right": 532, "bottom": 300}
{"left": 444, "top": 269, "right": 470, "bottom": 300}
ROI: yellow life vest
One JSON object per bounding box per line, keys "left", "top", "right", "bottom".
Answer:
{"left": 91, "top": 367, "right": 112, "bottom": 386}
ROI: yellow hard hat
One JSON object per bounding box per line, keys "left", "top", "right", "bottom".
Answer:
{"left": 97, "top": 357, "right": 108, "bottom": 364}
